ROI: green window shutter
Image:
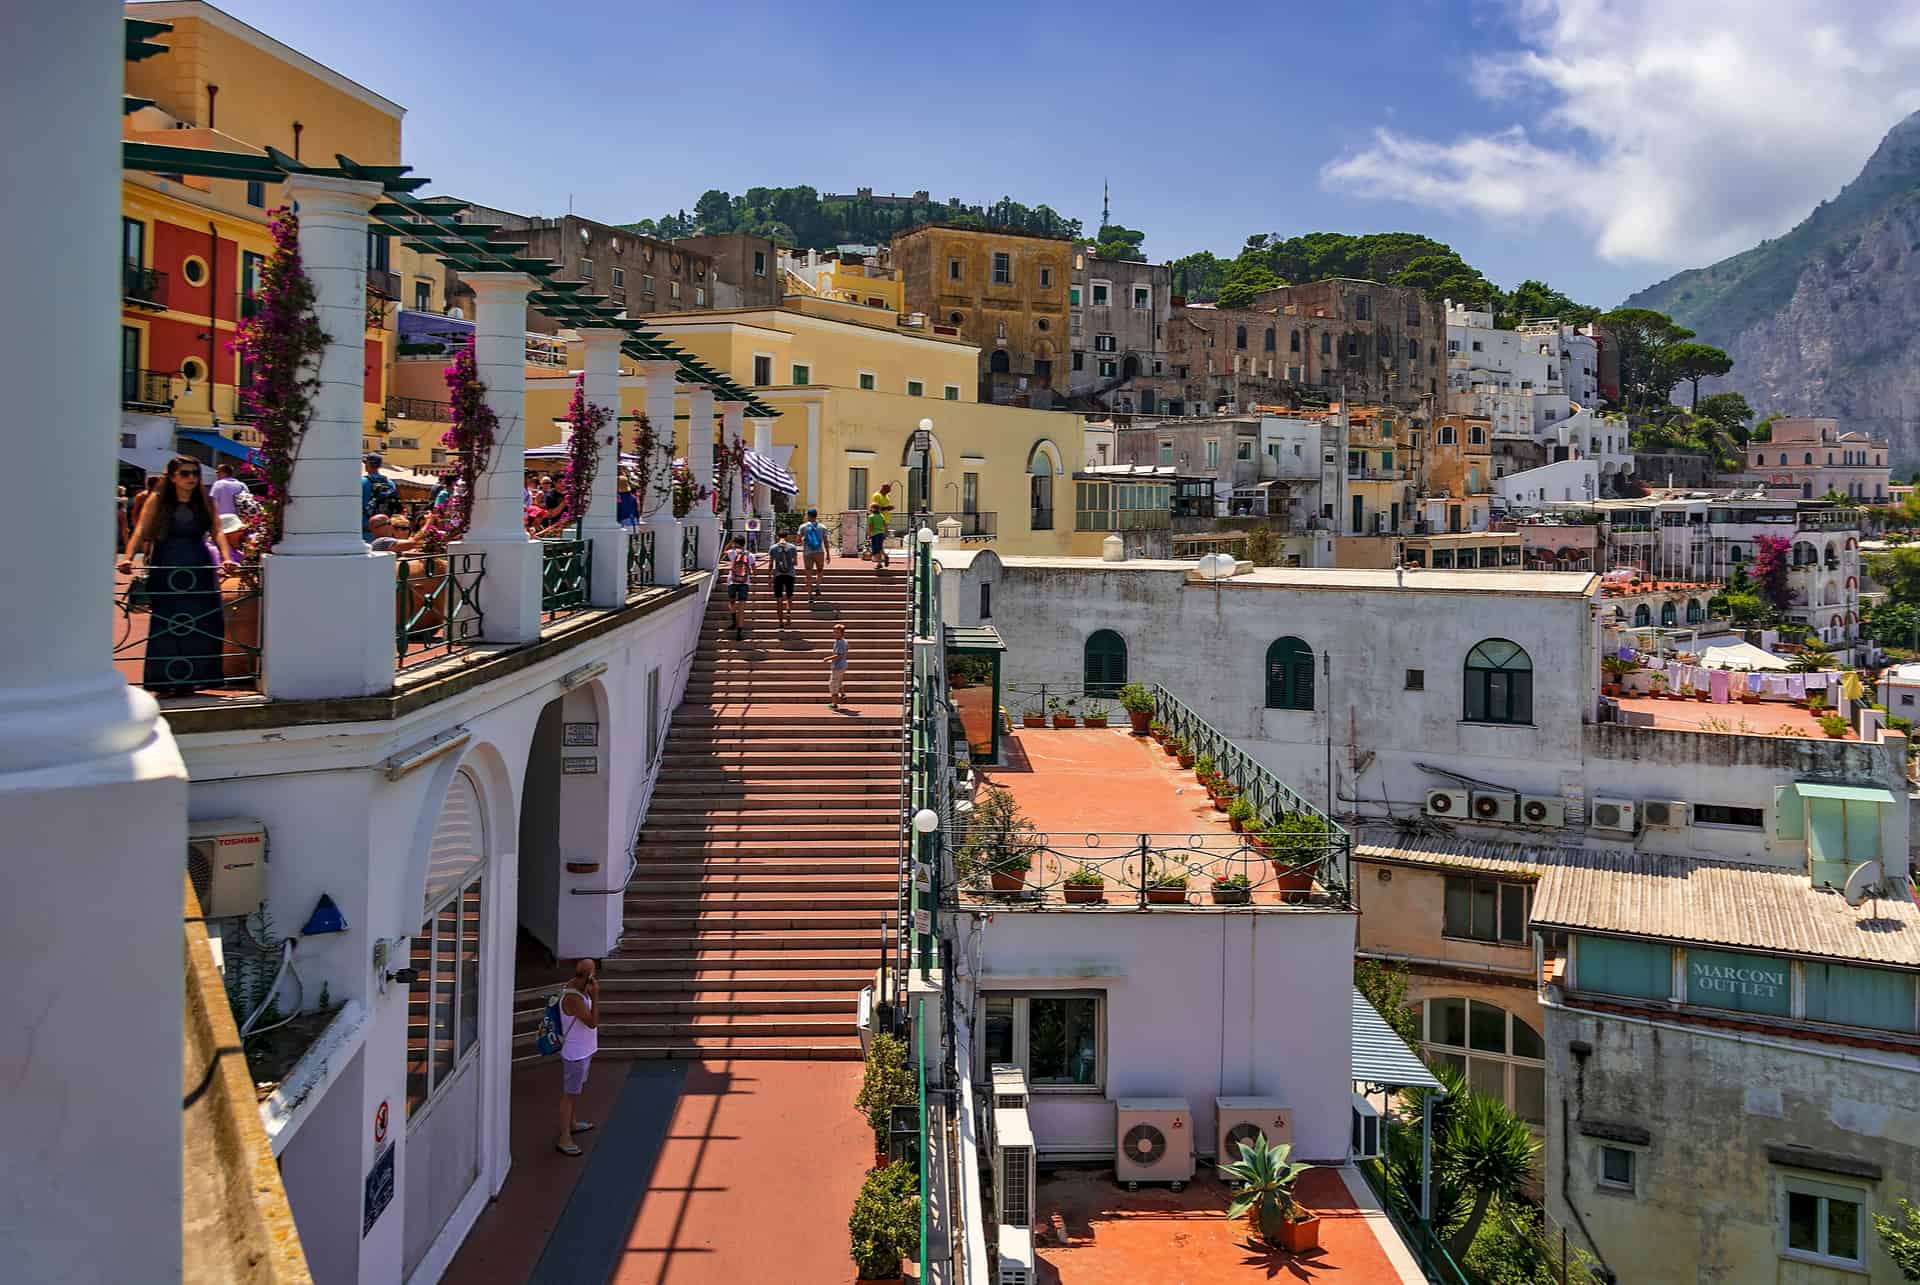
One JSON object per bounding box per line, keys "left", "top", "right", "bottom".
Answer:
{"left": 1807, "top": 798, "right": 1848, "bottom": 886}
{"left": 1575, "top": 935, "right": 1669, "bottom": 1000}
{"left": 1845, "top": 800, "right": 1881, "bottom": 862}
{"left": 1805, "top": 963, "right": 1918, "bottom": 1033}
{"left": 1773, "top": 785, "right": 1804, "bottom": 840}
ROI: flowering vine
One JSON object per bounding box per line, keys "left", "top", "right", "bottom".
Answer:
{"left": 229, "top": 207, "right": 329, "bottom": 561}
{"left": 625, "top": 413, "right": 670, "bottom": 515}
{"left": 558, "top": 372, "right": 610, "bottom": 530}
{"left": 716, "top": 435, "right": 750, "bottom": 516}
{"left": 671, "top": 460, "right": 710, "bottom": 519}
{"left": 417, "top": 337, "right": 499, "bottom": 551}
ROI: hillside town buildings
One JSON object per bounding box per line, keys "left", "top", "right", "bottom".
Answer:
{"left": 1066, "top": 249, "right": 1171, "bottom": 411}
{"left": 1742, "top": 416, "right": 1893, "bottom": 501}
{"left": 892, "top": 222, "right": 1073, "bottom": 406}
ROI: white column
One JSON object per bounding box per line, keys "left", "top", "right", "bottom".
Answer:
{"left": 261, "top": 173, "right": 397, "bottom": 700}
{"left": 684, "top": 385, "right": 720, "bottom": 571}
{"left": 578, "top": 330, "right": 626, "bottom": 606}
{"left": 752, "top": 415, "right": 776, "bottom": 521}
{"left": 451, "top": 272, "right": 543, "bottom": 642}
{"left": 719, "top": 400, "right": 750, "bottom": 526}
{"left": 0, "top": 6, "right": 187, "bottom": 1280}
{"left": 634, "top": 360, "right": 682, "bottom": 585}
{"left": 805, "top": 401, "right": 822, "bottom": 511}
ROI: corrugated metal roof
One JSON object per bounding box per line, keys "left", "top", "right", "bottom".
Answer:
{"left": 1352, "top": 988, "right": 1444, "bottom": 1091}
{"left": 943, "top": 624, "right": 1006, "bottom": 652}
{"left": 1531, "top": 851, "right": 1920, "bottom": 968}
{"left": 1353, "top": 834, "right": 1569, "bottom": 877}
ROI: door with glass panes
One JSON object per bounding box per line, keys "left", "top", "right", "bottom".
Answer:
{"left": 403, "top": 770, "right": 486, "bottom": 1276}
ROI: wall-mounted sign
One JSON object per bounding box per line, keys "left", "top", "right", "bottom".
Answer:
{"left": 912, "top": 428, "right": 932, "bottom": 455}
{"left": 373, "top": 1099, "right": 388, "bottom": 1146}
{"left": 912, "top": 909, "right": 931, "bottom": 935}
{"left": 563, "top": 722, "right": 599, "bottom": 747}
{"left": 363, "top": 1143, "right": 395, "bottom": 1237}
{"left": 1688, "top": 948, "right": 1790, "bottom": 1017}
{"left": 562, "top": 756, "right": 599, "bottom": 775}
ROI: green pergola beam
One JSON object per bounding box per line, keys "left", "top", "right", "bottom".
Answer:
{"left": 126, "top": 18, "right": 171, "bottom": 61}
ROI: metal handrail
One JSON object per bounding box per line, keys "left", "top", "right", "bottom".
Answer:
{"left": 384, "top": 394, "right": 452, "bottom": 423}
{"left": 114, "top": 563, "right": 262, "bottom": 694}
{"left": 1150, "top": 684, "right": 1353, "bottom": 901}
{"left": 395, "top": 552, "right": 485, "bottom": 666}
{"left": 122, "top": 369, "right": 175, "bottom": 410}
{"left": 680, "top": 524, "right": 699, "bottom": 574}
{"left": 540, "top": 537, "right": 592, "bottom": 617}
{"left": 626, "top": 528, "right": 656, "bottom": 593}
{"left": 123, "top": 263, "right": 166, "bottom": 306}
{"left": 940, "top": 829, "right": 1339, "bottom": 908}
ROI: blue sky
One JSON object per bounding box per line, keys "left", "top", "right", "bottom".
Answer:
{"left": 223, "top": 0, "right": 1920, "bottom": 308}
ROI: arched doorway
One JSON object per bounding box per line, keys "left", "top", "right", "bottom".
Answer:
{"left": 1027, "top": 443, "right": 1057, "bottom": 531}
{"left": 990, "top": 349, "right": 1011, "bottom": 374}
{"left": 1121, "top": 354, "right": 1140, "bottom": 381}
{"left": 518, "top": 687, "right": 611, "bottom": 961}
{"left": 1083, "top": 629, "right": 1127, "bottom": 696}
{"left": 404, "top": 768, "right": 488, "bottom": 1277}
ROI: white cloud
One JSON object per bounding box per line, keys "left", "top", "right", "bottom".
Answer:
{"left": 1321, "top": 0, "right": 1920, "bottom": 267}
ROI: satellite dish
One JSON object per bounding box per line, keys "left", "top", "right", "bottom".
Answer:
{"left": 1842, "top": 860, "right": 1886, "bottom": 908}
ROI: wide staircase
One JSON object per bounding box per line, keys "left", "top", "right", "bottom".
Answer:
{"left": 597, "top": 561, "right": 909, "bottom": 1060}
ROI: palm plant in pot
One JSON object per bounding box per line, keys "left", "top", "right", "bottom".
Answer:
{"left": 848, "top": 1160, "right": 920, "bottom": 1283}
{"left": 1118, "top": 682, "right": 1156, "bottom": 734}
{"left": 1063, "top": 865, "right": 1106, "bottom": 903}
{"left": 960, "top": 786, "right": 1042, "bottom": 892}
{"left": 1222, "top": 1134, "right": 1317, "bottom": 1253}
{"left": 1600, "top": 654, "right": 1637, "bottom": 697}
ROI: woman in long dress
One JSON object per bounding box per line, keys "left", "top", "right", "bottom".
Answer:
{"left": 118, "top": 455, "right": 235, "bottom": 694}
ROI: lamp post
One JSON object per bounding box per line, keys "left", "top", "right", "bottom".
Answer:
{"left": 916, "top": 416, "right": 934, "bottom": 528}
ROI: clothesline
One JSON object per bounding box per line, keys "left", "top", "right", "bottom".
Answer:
{"left": 1624, "top": 648, "right": 1848, "bottom": 703}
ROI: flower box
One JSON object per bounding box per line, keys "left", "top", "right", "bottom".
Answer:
{"left": 1064, "top": 886, "right": 1104, "bottom": 904}
{"left": 1145, "top": 886, "right": 1189, "bottom": 905}
{"left": 989, "top": 870, "right": 1026, "bottom": 892}
{"left": 1022, "top": 713, "right": 1046, "bottom": 728}
{"left": 1052, "top": 714, "right": 1078, "bottom": 728}
{"left": 1084, "top": 714, "right": 1109, "bottom": 728}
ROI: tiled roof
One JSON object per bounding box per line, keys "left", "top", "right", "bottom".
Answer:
{"left": 1531, "top": 851, "right": 1920, "bottom": 969}
{"left": 1353, "top": 834, "right": 1568, "bottom": 877}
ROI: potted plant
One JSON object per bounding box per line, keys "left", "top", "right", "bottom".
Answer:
{"left": 1063, "top": 866, "right": 1106, "bottom": 903}
{"left": 1021, "top": 703, "right": 1046, "bottom": 729}
{"left": 1221, "top": 1133, "right": 1317, "bottom": 1254}
{"left": 1161, "top": 732, "right": 1183, "bottom": 759}
{"left": 855, "top": 1034, "right": 916, "bottom": 1162}
{"left": 1600, "top": 654, "right": 1637, "bottom": 698}
{"left": 1211, "top": 871, "right": 1253, "bottom": 905}
{"left": 849, "top": 1160, "right": 920, "bottom": 1284}
{"left": 1144, "top": 861, "right": 1189, "bottom": 905}
{"left": 1083, "top": 699, "right": 1110, "bottom": 729}
{"left": 1049, "top": 696, "right": 1078, "bottom": 729}
{"left": 1147, "top": 719, "right": 1169, "bottom": 743}
{"left": 1226, "top": 797, "right": 1256, "bottom": 833}
{"left": 959, "top": 786, "right": 1042, "bottom": 893}
{"left": 1263, "top": 812, "right": 1328, "bottom": 896}
{"left": 1173, "top": 737, "right": 1196, "bottom": 769}
{"left": 1807, "top": 692, "right": 1827, "bottom": 714}
{"left": 1119, "top": 682, "right": 1156, "bottom": 734}
{"left": 1210, "top": 779, "right": 1240, "bottom": 812}
{"left": 1646, "top": 671, "right": 1669, "bottom": 700}
{"left": 1193, "top": 753, "right": 1217, "bottom": 787}
{"left": 1820, "top": 712, "right": 1849, "bottom": 738}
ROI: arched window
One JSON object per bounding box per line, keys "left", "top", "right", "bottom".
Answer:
{"left": 1235, "top": 325, "right": 1247, "bottom": 349}
{"left": 1632, "top": 604, "right": 1651, "bottom": 627}
{"left": 1685, "top": 599, "right": 1703, "bottom": 624}
{"left": 1290, "top": 329, "right": 1301, "bottom": 352}
{"left": 1660, "top": 601, "right": 1677, "bottom": 627}
{"left": 1265, "top": 637, "right": 1314, "bottom": 711}
{"left": 1805, "top": 452, "right": 1814, "bottom": 465}
{"left": 989, "top": 349, "right": 1011, "bottom": 373}
{"left": 1264, "top": 327, "right": 1276, "bottom": 352}
{"left": 1083, "top": 630, "right": 1127, "bottom": 696}
{"left": 1464, "top": 638, "right": 1532, "bottom": 724}
{"left": 1779, "top": 453, "right": 1788, "bottom": 466}
{"left": 1420, "top": 998, "right": 1545, "bottom": 1123}
{"left": 1407, "top": 337, "right": 1419, "bottom": 359}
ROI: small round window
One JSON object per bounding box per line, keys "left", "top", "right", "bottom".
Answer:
{"left": 180, "top": 357, "right": 207, "bottom": 383}
{"left": 181, "top": 256, "right": 208, "bottom": 286}
{"left": 1036, "top": 318, "right": 1050, "bottom": 332}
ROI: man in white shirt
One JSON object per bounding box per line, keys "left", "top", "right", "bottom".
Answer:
{"left": 208, "top": 463, "right": 247, "bottom": 519}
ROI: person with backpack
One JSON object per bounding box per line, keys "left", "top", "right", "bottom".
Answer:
{"left": 798, "top": 507, "right": 831, "bottom": 598}
{"left": 767, "top": 529, "right": 799, "bottom": 629}
{"left": 551, "top": 958, "right": 600, "bottom": 1157}
{"left": 361, "top": 453, "right": 398, "bottom": 538}
{"left": 725, "top": 533, "right": 755, "bottom": 639}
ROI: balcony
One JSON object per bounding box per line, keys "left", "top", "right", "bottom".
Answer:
{"left": 123, "top": 263, "right": 167, "bottom": 309}
{"left": 384, "top": 395, "right": 453, "bottom": 424}
{"left": 365, "top": 266, "right": 400, "bottom": 300}
{"left": 122, "top": 368, "right": 175, "bottom": 411}
{"left": 888, "top": 510, "right": 996, "bottom": 539}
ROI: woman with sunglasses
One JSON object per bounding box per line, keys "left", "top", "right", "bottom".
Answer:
{"left": 118, "top": 455, "right": 235, "bottom": 695}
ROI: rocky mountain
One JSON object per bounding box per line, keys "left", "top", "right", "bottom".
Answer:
{"left": 1625, "top": 111, "right": 1920, "bottom": 470}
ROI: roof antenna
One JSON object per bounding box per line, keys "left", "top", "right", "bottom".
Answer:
{"left": 1101, "top": 179, "right": 1110, "bottom": 232}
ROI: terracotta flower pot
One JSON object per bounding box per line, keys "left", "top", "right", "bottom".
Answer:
{"left": 1229, "top": 816, "right": 1246, "bottom": 833}
{"left": 1052, "top": 714, "right": 1078, "bottom": 728}
{"left": 1064, "top": 885, "right": 1105, "bottom": 904}
{"left": 1211, "top": 885, "right": 1251, "bottom": 905}
{"left": 1602, "top": 682, "right": 1620, "bottom": 697}
{"left": 1277, "top": 1213, "right": 1321, "bottom": 1254}
{"left": 1128, "top": 710, "right": 1152, "bottom": 734}
{"left": 1177, "top": 753, "right": 1196, "bottom": 768}
{"left": 1084, "top": 715, "right": 1108, "bottom": 728}
{"left": 1271, "top": 866, "right": 1313, "bottom": 893}
{"left": 1022, "top": 714, "right": 1045, "bottom": 728}
{"left": 989, "top": 869, "right": 1026, "bottom": 891}
{"left": 1146, "top": 886, "right": 1188, "bottom": 905}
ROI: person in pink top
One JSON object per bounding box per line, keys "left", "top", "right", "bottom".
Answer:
{"left": 554, "top": 957, "right": 600, "bottom": 1156}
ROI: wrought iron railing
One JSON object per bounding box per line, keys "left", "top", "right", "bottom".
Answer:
{"left": 1150, "top": 683, "right": 1353, "bottom": 901}
{"left": 887, "top": 510, "right": 997, "bottom": 539}
{"left": 122, "top": 368, "right": 174, "bottom": 410}
{"left": 938, "top": 827, "right": 1340, "bottom": 909}
{"left": 113, "top": 565, "right": 262, "bottom": 696}
{"left": 680, "top": 524, "right": 699, "bottom": 574}
{"left": 1355, "top": 1159, "right": 1473, "bottom": 1285}
{"left": 1004, "top": 681, "right": 1125, "bottom": 715}
{"left": 366, "top": 266, "right": 400, "bottom": 299}
{"left": 395, "top": 552, "right": 485, "bottom": 667}
{"left": 123, "top": 263, "right": 166, "bottom": 307}
{"left": 540, "top": 538, "right": 591, "bottom": 617}
{"left": 626, "top": 528, "right": 655, "bottom": 594}
{"left": 383, "top": 394, "right": 452, "bottom": 423}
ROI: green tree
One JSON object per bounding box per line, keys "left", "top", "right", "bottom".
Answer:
{"left": 1869, "top": 546, "right": 1920, "bottom": 606}
{"left": 1355, "top": 959, "right": 1419, "bottom": 1046}
{"left": 1874, "top": 1196, "right": 1920, "bottom": 1279}
{"left": 1243, "top": 524, "right": 1282, "bottom": 567}
{"left": 1659, "top": 342, "right": 1734, "bottom": 408}
{"left": 1171, "top": 250, "right": 1228, "bottom": 302}
{"left": 1595, "top": 308, "right": 1694, "bottom": 411}
{"left": 1094, "top": 224, "right": 1147, "bottom": 262}
{"left": 1696, "top": 391, "right": 1754, "bottom": 440}
{"left": 1442, "top": 1091, "right": 1540, "bottom": 1258}
{"left": 1217, "top": 261, "right": 1284, "bottom": 309}
{"left": 1503, "top": 278, "right": 1601, "bottom": 327}
{"left": 1865, "top": 601, "right": 1920, "bottom": 651}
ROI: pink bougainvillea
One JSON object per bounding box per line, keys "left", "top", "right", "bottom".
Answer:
{"left": 416, "top": 337, "right": 499, "bottom": 551}
{"left": 229, "top": 207, "right": 329, "bottom": 561}
{"left": 557, "top": 372, "right": 610, "bottom": 529}
{"left": 1751, "top": 533, "right": 1792, "bottom": 613}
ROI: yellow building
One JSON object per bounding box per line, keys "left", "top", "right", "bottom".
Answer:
{"left": 520, "top": 296, "right": 1089, "bottom": 555}
{"left": 811, "top": 258, "right": 903, "bottom": 313}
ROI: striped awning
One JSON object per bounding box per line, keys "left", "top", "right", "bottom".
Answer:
{"left": 744, "top": 448, "right": 797, "bottom": 495}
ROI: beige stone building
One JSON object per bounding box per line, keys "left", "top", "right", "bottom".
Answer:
{"left": 892, "top": 224, "right": 1072, "bottom": 406}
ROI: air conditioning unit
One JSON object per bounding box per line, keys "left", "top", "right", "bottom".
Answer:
{"left": 1215, "top": 1098, "right": 1293, "bottom": 1164}
{"left": 1471, "top": 791, "right": 1518, "bottom": 824}
{"left": 991, "top": 1064, "right": 1030, "bottom": 1111}
{"left": 994, "top": 1104, "right": 1036, "bottom": 1228}
{"left": 1519, "top": 795, "right": 1566, "bottom": 828}
{"left": 1114, "top": 1098, "right": 1195, "bottom": 1190}
{"left": 1590, "top": 798, "right": 1638, "bottom": 834}
{"left": 998, "top": 1224, "right": 1036, "bottom": 1285}
{"left": 1642, "top": 799, "right": 1691, "bottom": 829}
{"left": 1351, "top": 1094, "right": 1384, "bottom": 1160}
{"left": 186, "top": 818, "right": 268, "bottom": 918}
{"left": 1424, "top": 788, "right": 1468, "bottom": 818}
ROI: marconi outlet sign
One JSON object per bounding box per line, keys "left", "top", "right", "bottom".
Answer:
{"left": 1688, "top": 948, "right": 1790, "bottom": 1016}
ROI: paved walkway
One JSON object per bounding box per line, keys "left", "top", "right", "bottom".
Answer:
{"left": 444, "top": 1059, "right": 870, "bottom": 1285}
{"left": 983, "top": 727, "right": 1235, "bottom": 839}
